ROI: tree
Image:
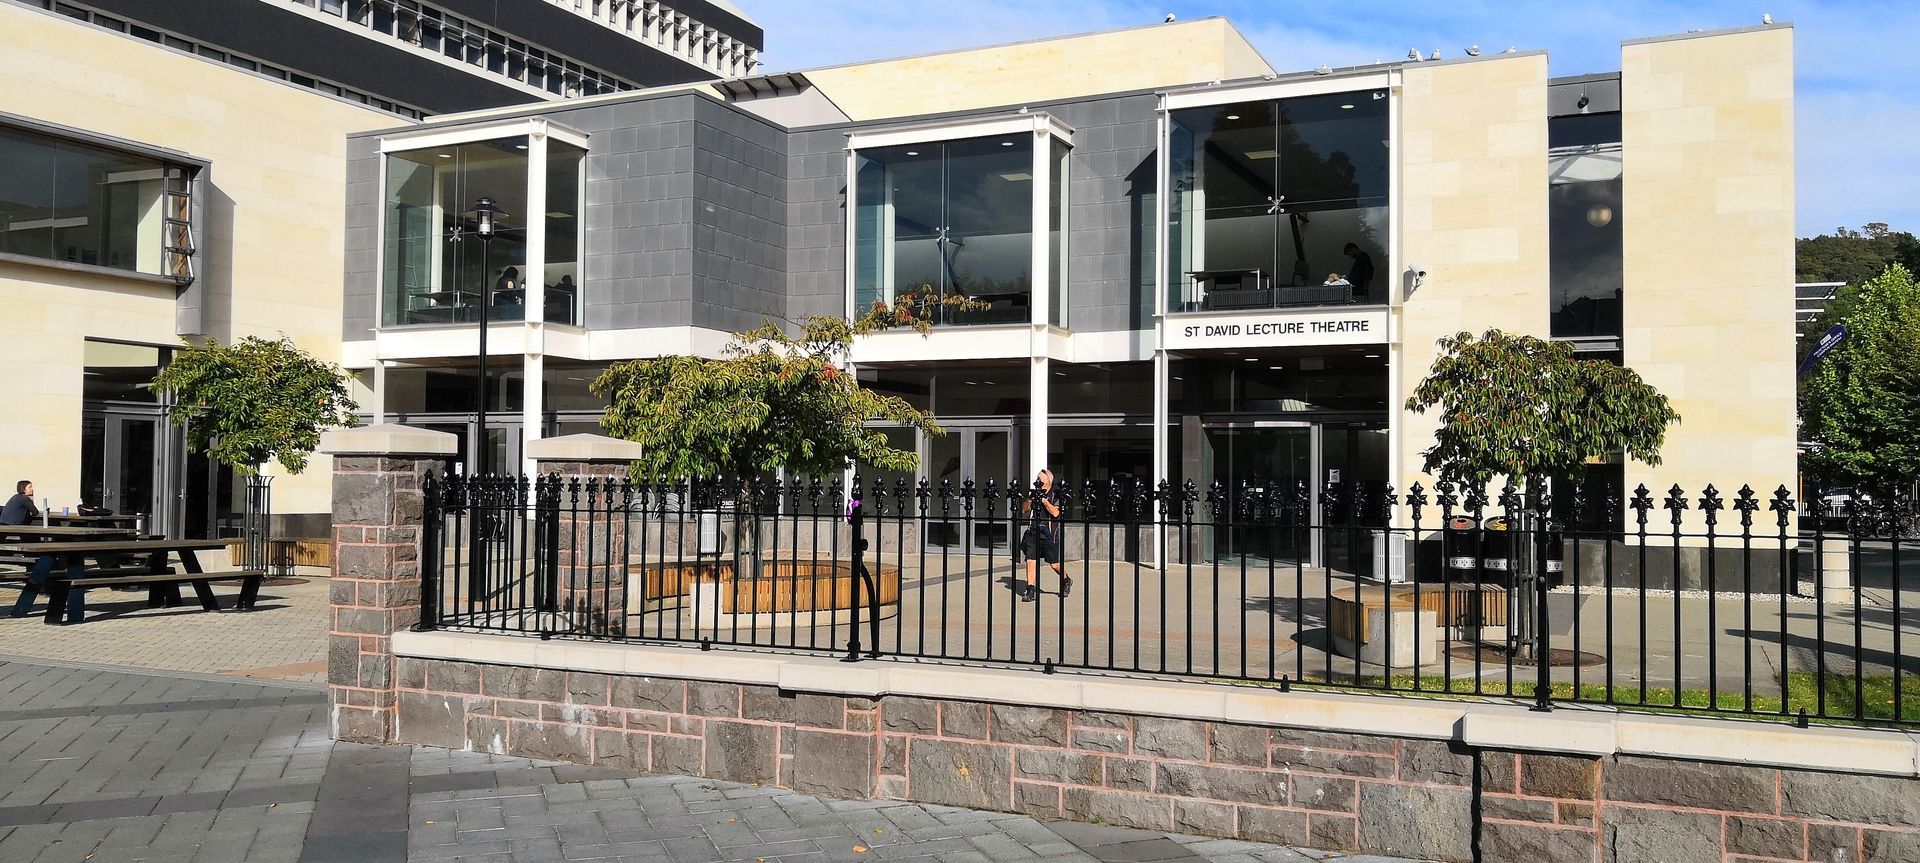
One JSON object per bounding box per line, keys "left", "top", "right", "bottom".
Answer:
{"left": 591, "top": 315, "right": 943, "bottom": 481}
{"left": 149, "top": 336, "right": 358, "bottom": 475}
{"left": 1800, "top": 264, "right": 1920, "bottom": 500}
{"left": 1405, "top": 329, "right": 1679, "bottom": 491}
{"left": 1796, "top": 223, "right": 1920, "bottom": 341}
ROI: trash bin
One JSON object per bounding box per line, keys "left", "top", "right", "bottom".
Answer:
{"left": 1481, "top": 516, "right": 1515, "bottom": 584}
{"left": 1444, "top": 516, "right": 1481, "bottom": 576}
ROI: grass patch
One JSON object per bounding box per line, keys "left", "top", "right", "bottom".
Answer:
{"left": 1284, "top": 672, "right": 1920, "bottom": 726}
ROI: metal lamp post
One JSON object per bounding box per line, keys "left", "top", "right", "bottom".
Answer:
{"left": 464, "top": 196, "right": 508, "bottom": 475}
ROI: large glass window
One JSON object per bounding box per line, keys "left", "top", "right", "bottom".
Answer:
{"left": 1548, "top": 113, "right": 1623, "bottom": 339}
{"left": 0, "top": 124, "right": 193, "bottom": 278}
{"left": 1169, "top": 91, "right": 1389, "bottom": 311}
{"left": 383, "top": 137, "right": 530, "bottom": 326}
{"left": 542, "top": 143, "right": 584, "bottom": 326}
{"left": 853, "top": 134, "right": 1067, "bottom": 327}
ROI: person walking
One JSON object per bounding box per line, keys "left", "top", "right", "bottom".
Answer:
{"left": 1, "top": 480, "right": 40, "bottom": 526}
{"left": 1018, "top": 468, "right": 1070, "bottom": 602}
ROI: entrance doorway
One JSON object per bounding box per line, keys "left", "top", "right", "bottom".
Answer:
{"left": 1202, "top": 424, "right": 1313, "bottom": 562}
{"left": 80, "top": 410, "right": 162, "bottom": 527}
{"left": 925, "top": 425, "right": 1020, "bottom": 552}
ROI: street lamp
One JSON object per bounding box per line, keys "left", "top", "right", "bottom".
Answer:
{"left": 464, "top": 196, "right": 508, "bottom": 475}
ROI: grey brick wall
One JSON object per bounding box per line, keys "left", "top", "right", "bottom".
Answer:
{"left": 1049, "top": 94, "right": 1159, "bottom": 334}
{"left": 785, "top": 129, "right": 847, "bottom": 325}
{"left": 689, "top": 97, "right": 788, "bottom": 333}
{"left": 573, "top": 94, "right": 698, "bottom": 330}
{"left": 343, "top": 135, "right": 381, "bottom": 342}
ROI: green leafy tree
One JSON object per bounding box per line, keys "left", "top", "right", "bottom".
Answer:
{"left": 1796, "top": 223, "right": 1920, "bottom": 342}
{"left": 1800, "top": 264, "right": 1920, "bottom": 498}
{"left": 853, "top": 282, "right": 991, "bottom": 334}
{"left": 591, "top": 315, "right": 942, "bottom": 481}
{"left": 1406, "top": 329, "right": 1679, "bottom": 490}
{"left": 149, "top": 336, "right": 358, "bottom": 475}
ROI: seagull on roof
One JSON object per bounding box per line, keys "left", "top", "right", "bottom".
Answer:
{"left": 1466, "top": 45, "right": 1481, "bottom": 56}
{"left": 1407, "top": 48, "right": 1422, "bottom": 60}
{"left": 1762, "top": 12, "right": 1773, "bottom": 24}
{"left": 1429, "top": 49, "right": 1442, "bottom": 60}
{"left": 1164, "top": 13, "right": 1176, "bottom": 23}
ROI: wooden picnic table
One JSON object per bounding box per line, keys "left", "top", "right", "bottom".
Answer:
{"left": 45, "top": 513, "right": 145, "bottom": 528}
{"left": 2, "top": 538, "right": 263, "bottom": 625}
{"left": 0, "top": 525, "right": 142, "bottom": 540}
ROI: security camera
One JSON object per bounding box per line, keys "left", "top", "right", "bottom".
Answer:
{"left": 1408, "top": 265, "right": 1428, "bottom": 279}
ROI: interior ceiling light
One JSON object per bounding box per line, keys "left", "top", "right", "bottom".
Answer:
{"left": 1225, "top": 114, "right": 1241, "bottom": 120}
{"left": 1242, "top": 357, "right": 1258, "bottom": 362}
{"left": 1245, "top": 149, "right": 1277, "bottom": 160}
{"left": 906, "top": 150, "right": 919, "bottom": 155}
{"left": 999, "top": 172, "right": 1032, "bottom": 181}
{"left": 1000, "top": 141, "right": 1014, "bottom": 147}
{"left": 1340, "top": 103, "right": 1355, "bottom": 109}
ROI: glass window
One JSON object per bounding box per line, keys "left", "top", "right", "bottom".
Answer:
{"left": 855, "top": 365, "right": 1029, "bottom": 417}
{"left": 1048, "top": 426, "right": 1152, "bottom": 499}
{"left": 543, "top": 143, "right": 584, "bottom": 325}
{"left": 1168, "top": 350, "right": 1388, "bottom": 415}
{"left": 1548, "top": 113, "right": 1622, "bottom": 339}
{"left": 1048, "top": 362, "right": 1153, "bottom": 416}
{"left": 1169, "top": 91, "right": 1389, "bottom": 311}
{"left": 0, "top": 124, "right": 193, "bottom": 277}
{"left": 854, "top": 134, "right": 1064, "bottom": 327}
{"left": 1049, "top": 139, "right": 1068, "bottom": 328}
{"left": 83, "top": 339, "right": 166, "bottom": 403}
{"left": 384, "top": 366, "right": 523, "bottom": 413}
{"left": 381, "top": 137, "right": 530, "bottom": 326}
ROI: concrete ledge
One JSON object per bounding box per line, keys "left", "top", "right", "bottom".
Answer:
{"left": 320, "top": 423, "right": 459, "bottom": 456}
{"left": 390, "top": 630, "right": 1920, "bottom": 778}
{"left": 1615, "top": 714, "right": 1920, "bottom": 777}
{"left": 1462, "top": 705, "right": 1617, "bottom": 755}
{"left": 525, "top": 433, "right": 644, "bottom": 463}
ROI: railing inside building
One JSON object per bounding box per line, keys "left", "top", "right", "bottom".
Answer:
{"left": 417, "top": 474, "right": 1919, "bottom": 730}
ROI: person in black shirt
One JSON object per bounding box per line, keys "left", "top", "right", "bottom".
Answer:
{"left": 1343, "top": 243, "right": 1375, "bottom": 302}
{"left": 1018, "top": 468, "right": 1070, "bottom": 602}
{"left": 1, "top": 480, "right": 39, "bottom": 526}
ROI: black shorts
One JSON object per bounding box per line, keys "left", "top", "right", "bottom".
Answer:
{"left": 1020, "top": 530, "right": 1060, "bottom": 565}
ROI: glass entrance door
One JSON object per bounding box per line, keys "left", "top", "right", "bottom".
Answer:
{"left": 1203, "top": 424, "right": 1312, "bottom": 562}
{"left": 926, "top": 426, "right": 1019, "bottom": 553}
{"left": 81, "top": 411, "right": 161, "bottom": 525}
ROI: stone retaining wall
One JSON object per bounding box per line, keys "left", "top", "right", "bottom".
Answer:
{"left": 386, "top": 657, "right": 1919, "bottom": 863}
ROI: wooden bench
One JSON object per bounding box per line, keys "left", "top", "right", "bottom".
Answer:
{"left": 1328, "top": 584, "right": 1441, "bottom": 667}
{"left": 24, "top": 570, "right": 265, "bottom": 625}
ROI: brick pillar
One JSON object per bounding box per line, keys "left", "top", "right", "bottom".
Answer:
{"left": 319, "top": 424, "right": 458, "bottom": 744}
{"left": 528, "top": 434, "right": 644, "bottom": 638}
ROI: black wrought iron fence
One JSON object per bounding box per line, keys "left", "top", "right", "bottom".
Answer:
{"left": 416, "top": 473, "right": 1919, "bottom": 729}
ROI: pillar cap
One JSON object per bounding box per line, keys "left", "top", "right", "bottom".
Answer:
{"left": 319, "top": 423, "right": 459, "bottom": 457}
{"left": 526, "top": 433, "right": 644, "bottom": 463}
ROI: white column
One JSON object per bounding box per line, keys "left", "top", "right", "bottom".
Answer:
{"left": 1027, "top": 126, "right": 1053, "bottom": 476}
{"left": 1152, "top": 103, "right": 1172, "bottom": 568}
{"left": 372, "top": 362, "right": 388, "bottom": 425}
{"left": 524, "top": 121, "right": 549, "bottom": 328}
{"left": 1151, "top": 350, "right": 1169, "bottom": 568}
{"left": 1029, "top": 355, "right": 1049, "bottom": 477}
{"left": 521, "top": 353, "right": 543, "bottom": 479}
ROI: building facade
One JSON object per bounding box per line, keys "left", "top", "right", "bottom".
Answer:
{"left": 0, "top": 0, "right": 762, "bottom": 537}
{"left": 337, "top": 18, "right": 1796, "bottom": 565}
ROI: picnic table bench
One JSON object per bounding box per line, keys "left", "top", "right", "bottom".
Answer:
{"left": 2, "top": 538, "right": 263, "bottom": 625}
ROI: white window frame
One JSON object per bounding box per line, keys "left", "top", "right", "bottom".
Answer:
{"left": 842, "top": 112, "right": 1075, "bottom": 330}
{"left": 374, "top": 117, "right": 589, "bottom": 331}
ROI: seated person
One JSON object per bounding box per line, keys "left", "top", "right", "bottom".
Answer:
{"left": 1323, "top": 272, "right": 1352, "bottom": 287}
{"left": 1, "top": 480, "right": 39, "bottom": 525}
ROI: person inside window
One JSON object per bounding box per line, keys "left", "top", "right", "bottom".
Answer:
{"left": 1343, "top": 242, "right": 1375, "bottom": 301}
{"left": 1017, "top": 468, "right": 1070, "bottom": 602}
{"left": 1323, "top": 272, "right": 1351, "bottom": 287}
{"left": 1, "top": 480, "right": 40, "bottom": 526}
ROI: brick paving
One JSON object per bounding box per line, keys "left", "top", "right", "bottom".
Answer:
{"left": 0, "top": 575, "right": 330, "bottom": 684}
{"left": 0, "top": 657, "right": 1430, "bottom": 863}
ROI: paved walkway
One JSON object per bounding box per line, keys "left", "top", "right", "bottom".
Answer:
{"left": 0, "top": 575, "right": 330, "bottom": 684}
{"left": 0, "top": 657, "right": 1429, "bottom": 863}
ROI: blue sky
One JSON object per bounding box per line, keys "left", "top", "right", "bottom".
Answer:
{"left": 744, "top": 1, "right": 1918, "bottom": 238}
